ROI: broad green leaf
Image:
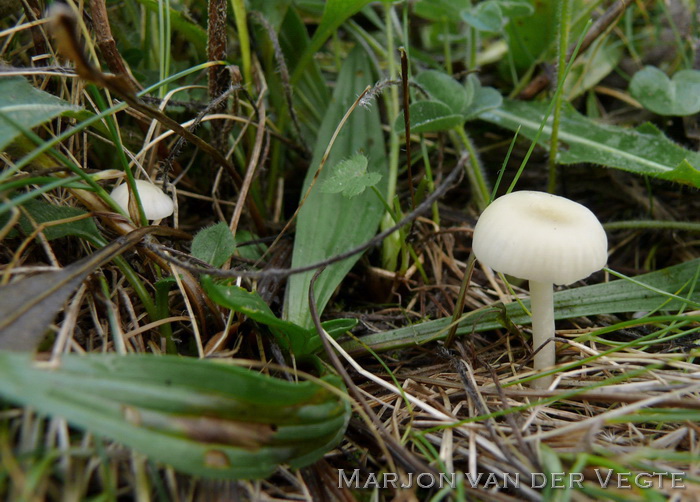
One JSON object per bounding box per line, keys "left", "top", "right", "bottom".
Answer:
{"left": 630, "top": 66, "right": 700, "bottom": 116}
{"left": 414, "top": 70, "right": 473, "bottom": 114}
{"left": 503, "top": 0, "right": 558, "bottom": 71}
{"left": 320, "top": 154, "right": 381, "bottom": 198}
{"left": 279, "top": 7, "right": 331, "bottom": 142}
{"left": 202, "top": 276, "right": 309, "bottom": 354}
{"left": 395, "top": 101, "right": 465, "bottom": 134}
{"left": 479, "top": 99, "right": 700, "bottom": 187}
{"left": 341, "top": 259, "right": 700, "bottom": 355}
{"left": 191, "top": 222, "right": 236, "bottom": 268}
{"left": 0, "top": 352, "right": 350, "bottom": 478}
{"left": 18, "top": 199, "right": 101, "bottom": 243}
{"left": 462, "top": 75, "right": 503, "bottom": 120}
{"left": 291, "top": 0, "right": 373, "bottom": 84}
{"left": 461, "top": 0, "right": 506, "bottom": 32}
{"left": 201, "top": 276, "right": 357, "bottom": 355}
{"left": 0, "top": 77, "right": 83, "bottom": 152}
{"left": 285, "top": 48, "right": 387, "bottom": 329}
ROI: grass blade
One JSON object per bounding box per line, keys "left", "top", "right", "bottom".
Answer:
{"left": 342, "top": 259, "right": 700, "bottom": 355}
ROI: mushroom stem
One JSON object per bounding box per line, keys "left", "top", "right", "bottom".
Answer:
{"left": 529, "top": 280, "right": 555, "bottom": 389}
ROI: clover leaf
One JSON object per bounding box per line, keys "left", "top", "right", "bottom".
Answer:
{"left": 321, "top": 154, "right": 382, "bottom": 198}
{"left": 629, "top": 66, "right": 700, "bottom": 117}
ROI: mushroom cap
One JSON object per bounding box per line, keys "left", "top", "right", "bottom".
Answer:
{"left": 472, "top": 191, "right": 607, "bottom": 285}
{"left": 111, "top": 179, "right": 174, "bottom": 220}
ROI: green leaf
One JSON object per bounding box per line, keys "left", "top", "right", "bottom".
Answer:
{"left": 202, "top": 276, "right": 309, "bottom": 354}
{"left": 414, "top": 70, "right": 473, "bottom": 114}
{"left": 629, "top": 66, "right": 700, "bottom": 116}
{"left": 320, "top": 154, "right": 381, "bottom": 198}
{"left": 461, "top": 0, "right": 506, "bottom": 32}
{"left": 395, "top": 101, "right": 465, "bottom": 134}
{"left": 0, "top": 77, "right": 83, "bottom": 152}
{"left": 341, "top": 259, "right": 700, "bottom": 355}
{"left": 0, "top": 352, "right": 350, "bottom": 479}
{"left": 321, "top": 318, "right": 359, "bottom": 338}
{"left": 291, "top": 0, "right": 373, "bottom": 84}
{"left": 479, "top": 99, "right": 700, "bottom": 187}
{"left": 305, "top": 317, "right": 358, "bottom": 355}
{"left": 503, "top": 0, "right": 558, "bottom": 72}
{"left": 18, "top": 199, "right": 101, "bottom": 242}
{"left": 279, "top": 7, "right": 331, "bottom": 142}
{"left": 201, "top": 276, "right": 357, "bottom": 355}
{"left": 285, "top": 48, "right": 387, "bottom": 329}
{"left": 461, "top": 75, "right": 503, "bottom": 120}
{"left": 234, "top": 230, "right": 267, "bottom": 262}
{"left": 497, "top": 0, "right": 535, "bottom": 18}
{"left": 413, "top": 0, "right": 462, "bottom": 20}
{"left": 191, "top": 222, "right": 236, "bottom": 268}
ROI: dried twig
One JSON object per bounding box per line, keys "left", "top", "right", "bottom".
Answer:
{"left": 89, "top": 0, "right": 141, "bottom": 92}
{"left": 143, "top": 156, "right": 465, "bottom": 279}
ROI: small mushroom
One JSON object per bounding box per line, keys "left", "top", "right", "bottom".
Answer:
{"left": 472, "top": 191, "right": 607, "bottom": 388}
{"left": 111, "top": 179, "right": 174, "bottom": 221}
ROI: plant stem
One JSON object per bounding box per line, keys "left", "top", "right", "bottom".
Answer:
{"left": 529, "top": 280, "right": 555, "bottom": 389}
{"left": 157, "top": 0, "right": 171, "bottom": 98}
{"left": 231, "top": 0, "right": 252, "bottom": 87}
{"left": 442, "top": 19, "right": 452, "bottom": 74}
{"left": 381, "top": 1, "right": 403, "bottom": 271}
{"left": 547, "top": 0, "right": 572, "bottom": 193}
{"left": 454, "top": 127, "right": 489, "bottom": 211}
{"left": 384, "top": 2, "right": 400, "bottom": 205}
{"left": 467, "top": 26, "right": 477, "bottom": 70}
{"left": 419, "top": 137, "right": 439, "bottom": 224}
{"left": 444, "top": 252, "right": 476, "bottom": 348}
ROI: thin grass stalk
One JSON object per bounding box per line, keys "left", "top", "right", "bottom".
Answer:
{"left": 87, "top": 85, "right": 148, "bottom": 226}
{"left": 419, "top": 138, "right": 440, "bottom": 224}
{"left": 507, "top": 20, "right": 591, "bottom": 193}
{"left": 384, "top": 2, "right": 400, "bottom": 205}
{"left": 157, "top": 0, "right": 172, "bottom": 98}
{"left": 453, "top": 127, "right": 489, "bottom": 211}
{"left": 97, "top": 275, "right": 127, "bottom": 354}
{"left": 231, "top": 0, "right": 252, "bottom": 87}
{"left": 547, "top": 0, "right": 572, "bottom": 193}
{"left": 603, "top": 220, "right": 700, "bottom": 232}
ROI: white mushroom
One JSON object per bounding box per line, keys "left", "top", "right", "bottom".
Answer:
{"left": 110, "top": 179, "right": 174, "bottom": 221}
{"left": 472, "top": 191, "right": 607, "bottom": 388}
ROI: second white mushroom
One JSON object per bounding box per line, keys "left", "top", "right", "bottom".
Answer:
{"left": 110, "top": 179, "right": 174, "bottom": 221}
